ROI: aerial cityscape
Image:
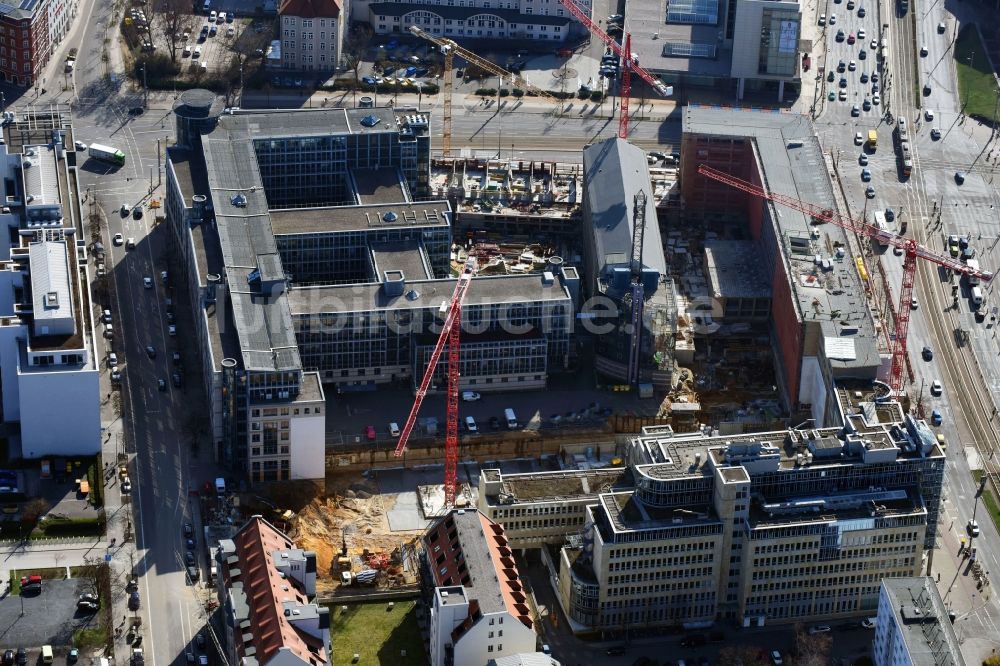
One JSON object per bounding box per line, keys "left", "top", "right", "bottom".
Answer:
{"left": 0, "top": 0, "right": 994, "bottom": 663}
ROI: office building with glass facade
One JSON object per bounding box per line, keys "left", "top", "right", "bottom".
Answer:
{"left": 163, "top": 92, "right": 581, "bottom": 482}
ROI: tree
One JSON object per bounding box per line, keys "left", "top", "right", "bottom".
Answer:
{"left": 75, "top": 554, "right": 109, "bottom": 599}
{"left": 795, "top": 627, "right": 833, "bottom": 666}
{"left": 153, "top": 0, "right": 194, "bottom": 65}
{"left": 342, "top": 25, "right": 372, "bottom": 86}
{"left": 718, "top": 646, "right": 769, "bottom": 666}
{"left": 21, "top": 498, "right": 51, "bottom": 524}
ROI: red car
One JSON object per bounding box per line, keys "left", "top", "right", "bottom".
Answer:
{"left": 847, "top": 32, "right": 856, "bottom": 44}
{"left": 365, "top": 425, "right": 376, "bottom": 441}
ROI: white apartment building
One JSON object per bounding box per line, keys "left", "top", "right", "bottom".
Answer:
{"left": 424, "top": 510, "right": 537, "bottom": 666}
{"left": 873, "top": 578, "right": 965, "bottom": 666}
{"left": 0, "top": 124, "right": 100, "bottom": 459}
{"left": 48, "top": 0, "right": 79, "bottom": 49}
{"left": 357, "top": 0, "right": 590, "bottom": 41}
{"left": 278, "top": 0, "right": 344, "bottom": 72}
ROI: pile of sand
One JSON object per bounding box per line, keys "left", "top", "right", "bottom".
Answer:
{"left": 288, "top": 476, "right": 420, "bottom": 592}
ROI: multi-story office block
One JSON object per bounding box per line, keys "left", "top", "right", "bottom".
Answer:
{"left": 423, "top": 509, "right": 537, "bottom": 666}
{"left": 479, "top": 390, "right": 945, "bottom": 633}
{"left": 873, "top": 578, "right": 965, "bottom": 666}
{"left": 556, "top": 403, "right": 943, "bottom": 631}
{"left": 478, "top": 467, "right": 627, "bottom": 548}
{"left": 164, "top": 91, "right": 581, "bottom": 482}
{"left": 291, "top": 270, "right": 573, "bottom": 391}
{"left": 0, "top": 113, "right": 100, "bottom": 458}
{"left": 681, "top": 107, "right": 882, "bottom": 421}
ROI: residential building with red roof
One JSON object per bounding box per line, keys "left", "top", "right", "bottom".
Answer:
{"left": 277, "top": 0, "right": 344, "bottom": 73}
{"left": 423, "top": 509, "right": 537, "bottom": 666}
{"left": 216, "top": 515, "right": 331, "bottom": 666}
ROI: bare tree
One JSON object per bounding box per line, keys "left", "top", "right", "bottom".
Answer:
{"left": 342, "top": 25, "right": 373, "bottom": 86}
{"left": 75, "top": 554, "right": 108, "bottom": 599}
{"left": 22, "top": 498, "right": 51, "bottom": 524}
{"left": 718, "top": 645, "right": 769, "bottom": 666}
{"left": 153, "top": 0, "right": 195, "bottom": 64}
{"left": 795, "top": 627, "right": 833, "bottom": 666}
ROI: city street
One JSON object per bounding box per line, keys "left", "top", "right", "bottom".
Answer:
{"left": 811, "top": 0, "right": 1000, "bottom": 659}
{"left": 0, "top": 0, "right": 993, "bottom": 660}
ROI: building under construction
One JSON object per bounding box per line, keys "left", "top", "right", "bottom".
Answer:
{"left": 679, "top": 105, "right": 885, "bottom": 424}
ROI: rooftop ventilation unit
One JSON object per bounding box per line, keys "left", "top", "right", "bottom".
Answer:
{"left": 231, "top": 193, "right": 247, "bottom": 207}
{"left": 383, "top": 211, "right": 398, "bottom": 223}
{"left": 360, "top": 114, "right": 380, "bottom": 127}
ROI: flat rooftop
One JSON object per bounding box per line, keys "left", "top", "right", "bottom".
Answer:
{"left": 353, "top": 167, "right": 407, "bottom": 205}
{"left": 221, "top": 106, "right": 401, "bottom": 138}
{"left": 748, "top": 488, "right": 926, "bottom": 529}
{"left": 881, "top": 578, "right": 966, "bottom": 666}
{"left": 370, "top": 241, "right": 432, "bottom": 281}
{"left": 287, "top": 272, "right": 571, "bottom": 316}
{"left": 625, "top": 1, "right": 734, "bottom": 78}
{"left": 683, "top": 106, "right": 881, "bottom": 372}
{"left": 269, "top": 201, "right": 450, "bottom": 235}
{"left": 483, "top": 468, "right": 628, "bottom": 505}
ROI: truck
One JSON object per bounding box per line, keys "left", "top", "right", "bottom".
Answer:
{"left": 867, "top": 129, "right": 878, "bottom": 149}
{"left": 89, "top": 143, "right": 125, "bottom": 166}
{"left": 872, "top": 210, "right": 891, "bottom": 245}
{"left": 341, "top": 569, "right": 377, "bottom": 586}
{"left": 966, "top": 259, "right": 981, "bottom": 286}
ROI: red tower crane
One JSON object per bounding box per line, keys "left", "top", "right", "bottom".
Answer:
{"left": 558, "top": 0, "right": 672, "bottom": 138}
{"left": 697, "top": 164, "right": 994, "bottom": 393}
{"left": 394, "top": 260, "right": 477, "bottom": 507}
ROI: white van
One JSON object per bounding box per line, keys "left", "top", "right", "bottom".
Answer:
{"left": 971, "top": 286, "right": 984, "bottom": 306}
{"left": 967, "top": 258, "right": 981, "bottom": 286}
{"left": 504, "top": 408, "right": 518, "bottom": 429}
{"left": 465, "top": 416, "right": 478, "bottom": 433}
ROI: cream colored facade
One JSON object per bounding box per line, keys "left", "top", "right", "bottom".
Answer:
{"left": 280, "top": 14, "right": 344, "bottom": 72}
{"left": 478, "top": 467, "right": 624, "bottom": 549}
{"left": 482, "top": 395, "right": 943, "bottom": 633}
{"left": 246, "top": 379, "right": 325, "bottom": 482}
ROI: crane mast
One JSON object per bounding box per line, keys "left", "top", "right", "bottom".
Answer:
{"left": 627, "top": 190, "right": 647, "bottom": 386}
{"left": 697, "top": 164, "right": 993, "bottom": 394}
{"left": 408, "top": 26, "right": 561, "bottom": 154}
{"left": 557, "top": 0, "right": 672, "bottom": 137}
{"left": 394, "top": 260, "right": 478, "bottom": 507}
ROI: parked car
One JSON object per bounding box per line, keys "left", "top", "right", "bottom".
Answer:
{"left": 931, "top": 410, "right": 943, "bottom": 426}
{"left": 808, "top": 625, "right": 831, "bottom": 635}
{"left": 461, "top": 391, "right": 481, "bottom": 401}
{"left": 365, "top": 425, "right": 376, "bottom": 440}
{"left": 128, "top": 591, "right": 141, "bottom": 610}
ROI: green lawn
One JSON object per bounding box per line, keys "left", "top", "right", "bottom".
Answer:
{"left": 327, "top": 600, "right": 427, "bottom": 666}
{"left": 971, "top": 470, "right": 1000, "bottom": 529}
{"left": 954, "top": 25, "right": 1000, "bottom": 122}
{"left": 9, "top": 566, "right": 67, "bottom": 595}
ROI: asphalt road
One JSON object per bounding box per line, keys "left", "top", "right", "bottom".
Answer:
{"left": 33, "top": 0, "right": 220, "bottom": 663}
{"left": 813, "top": 0, "right": 1000, "bottom": 659}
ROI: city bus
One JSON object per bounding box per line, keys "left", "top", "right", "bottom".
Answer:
{"left": 88, "top": 143, "right": 125, "bottom": 167}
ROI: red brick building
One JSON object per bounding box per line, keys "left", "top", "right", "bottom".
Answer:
{"left": 0, "top": 0, "right": 51, "bottom": 87}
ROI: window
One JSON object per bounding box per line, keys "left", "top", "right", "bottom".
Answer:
{"left": 488, "top": 646, "right": 494, "bottom": 653}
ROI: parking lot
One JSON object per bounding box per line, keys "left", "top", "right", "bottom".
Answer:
{"left": 326, "top": 372, "right": 661, "bottom": 447}
{"left": 0, "top": 579, "right": 101, "bottom": 649}
{"left": 127, "top": 2, "right": 270, "bottom": 80}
